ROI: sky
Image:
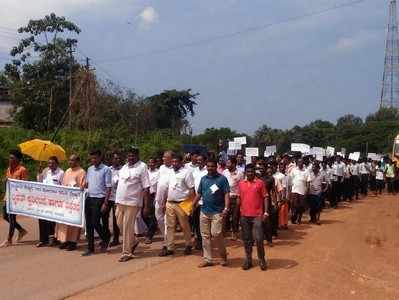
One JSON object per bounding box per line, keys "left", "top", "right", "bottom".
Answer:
{"left": 0, "top": 0, "right": 389, "bottom": 134}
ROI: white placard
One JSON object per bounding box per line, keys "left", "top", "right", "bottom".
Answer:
{"left": 228, "top": 141, "right": 242, "bottom": 150}
{"left": 291, "top": 143, "right": 310, "bottom": 154}
{"left": 316, "top": 154, "right": 324, "bottom": 162}
{"left": 352, "top": 152, "right": 360, "bottom": 161}
{"left": 341, "top": 148, "right": 346, "bottom": 156}
{"left": 245, "top": 156, "right": 252, "bottom": 165}
{"left": 264, "top": 145, "right": 277, "bottom": 157}
{"left": 245, "top": 147, "right": 259, "bottom": 157}
{"left": 367, "top": 153, "right": 376, "bottom": 160}
{"left": 326, "top": 146, "right": 335, "bottom": 157}
{"left": 234, "top": 136, "right": 247, "bottom": 145}
{"left": 311, "top": 147, "right": 325, "bottom": 156}
{"left": 227, "top": 149, "right": 237, "bottom": 156}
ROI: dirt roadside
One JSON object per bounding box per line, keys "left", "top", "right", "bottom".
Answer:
{"left": 68, "top": 195, "right": 399, "bottom": 300}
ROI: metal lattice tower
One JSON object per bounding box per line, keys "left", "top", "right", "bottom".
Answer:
{"left": 380, "top": 0, "right": 399, "bottom": 108}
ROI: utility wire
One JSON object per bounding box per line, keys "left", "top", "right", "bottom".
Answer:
{"left": 96, "top": 0, "right": 368, "bottom": 63}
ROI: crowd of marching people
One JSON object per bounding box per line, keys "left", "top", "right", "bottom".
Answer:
{"left": 1, "top": 147, "right": 398, "bottom": 270}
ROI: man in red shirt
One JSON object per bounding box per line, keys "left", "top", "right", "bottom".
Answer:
{"left": 238, "top": 164, "right": 269, "bottom": 271}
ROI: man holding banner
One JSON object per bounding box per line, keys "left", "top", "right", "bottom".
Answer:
{"left": 36, "top": 156, "right": 64, "bottom": 247}
{"left": 1, "top": 150, "right": 29, "bottom": 248}
{"left": 56, "top": 154, "right": 86, "bottom": 251}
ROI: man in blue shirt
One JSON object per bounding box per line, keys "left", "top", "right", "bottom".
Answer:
{"left": 193, "top": 158, "right": 230, "bottom": 268}
{"left": 82, "top": 150, "right": 112, "bottom": 256}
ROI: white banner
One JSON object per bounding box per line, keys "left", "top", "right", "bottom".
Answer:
{"left": 234, "top": 136, "right": 247, "bottom": 145}
{"left": 291, "top": 143, "right": 310, "bottom": 154}
{"left": 6, "top": 179, "right": 85, "bottom": 228}
{"left": 245, "top": 147, "right": 259, "bottom": 157}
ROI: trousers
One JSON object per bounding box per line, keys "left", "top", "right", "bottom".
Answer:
{"left": 200, "top": 212, "right": 226, "bottom": 263}
{"left": 142, "top": 193, "right": 158, "bottom": 239}
{"left": 116, "top": 204, "right": 139, "bottom": 257}
{"left": 240, "top": 216, "right": 265, "bottom": 260}
{"left": 2, "top": 204, "right": 24, "bottom": 241}
{"left": 165, "top": 202, "right": 192, "bottom": 251}
{"left": 85, "top": 197, "right": 110, "bottom": 252}
{"left": 38, "top": 219, "right": 55, "bottom": 243}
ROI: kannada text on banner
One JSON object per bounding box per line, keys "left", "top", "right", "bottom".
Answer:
{"left": 6, "top": 179, "right": 85, "bottom": 227}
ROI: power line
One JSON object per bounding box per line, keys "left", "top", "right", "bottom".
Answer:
{"left": 76, "top": 47, "right": 130, "bottom": 88}
{"left": 96, "top": 0, "right": 368, "bottom": 63}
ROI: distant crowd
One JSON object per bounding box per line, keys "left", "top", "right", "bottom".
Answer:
{"left": 2, "top": 147, "right": 398, "bottom": 270}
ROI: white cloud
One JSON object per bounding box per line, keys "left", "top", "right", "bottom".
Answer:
{"left": 330, "top": 30, "right": 383, "bottom": 53}
{"left": 0, "top": 0, "right": 142, "bottom": 55}
{"left": 137, "top": 6, "right": 159, "bottom": 30}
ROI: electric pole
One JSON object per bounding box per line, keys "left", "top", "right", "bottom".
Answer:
{"left": 68, "top": 45, "right": 74, "bottom": 129}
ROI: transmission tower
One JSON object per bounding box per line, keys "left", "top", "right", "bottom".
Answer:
{"left": 380, "top": 0, "right": 399, "bottom": 109}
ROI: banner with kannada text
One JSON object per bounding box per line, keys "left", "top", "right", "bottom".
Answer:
{"left": 6, "top": 179, "right": 85, "bottom": 228}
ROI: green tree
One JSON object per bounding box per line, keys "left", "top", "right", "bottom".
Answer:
{"left": 3, "top": 13, "right": 81, "bottom": 131}
{"left": 148, "top": 89, "right": 198, "bottom": 133}
{"left": 253, "top": 125, "right": 290, "bottom": 153}
{"left": 191, "top": 127, "right": 248, "bottom": 150}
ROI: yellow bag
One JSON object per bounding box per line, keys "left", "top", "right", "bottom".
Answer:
{"left": 179, "top": 196, "right": 194, "bottom": 216}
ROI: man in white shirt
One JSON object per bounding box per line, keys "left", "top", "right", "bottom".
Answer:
{"left": 155, "top": 151, "right": 173, "bottom": 249}
{"left": 108, "top": 152, "right": 122, "bottom": 247}
{"left": 236, "top": 153, "right": 246, "bottom": 174}
{"left": 192, "top": 154, "right": 208, "bottom": 249}
{"left": 143, "top": 157, "right": 160, "bottom": 244}
{"left": 359, "top": 158, "right": 370, "bottom": 196}
{"left": 185, "top": 152, "right": 198, "bottom": 172}
{"left": 115, "top": 147, "right": 150, "bottom": 262}
{"left": 343, "top": 160, "right": 352, "bottom": 201}
{"left": 332, "top": 156, "right": 345, "bottom": 205}
{"left": 307, "top": 163, "right": 328, "bottom": 225}
{"left": 289, "top": 158, "right": 309, "bottom": 224}
{"left": 349, "top": 160, "right": 360, "bottom": 200}
{"left": 159, "top": 154, "right": 195, "bottom": 257}
{"left": 36, "top": 156, "right": 64, "bottom": 247}
{"left": 223, "top": 157, "right": 243, "bottom": 240}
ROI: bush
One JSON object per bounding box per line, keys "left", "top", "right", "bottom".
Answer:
{"left": 0, "top": 127, "right": 183, "bottom": 202}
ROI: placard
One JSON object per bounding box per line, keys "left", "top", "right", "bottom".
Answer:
{"left": 6, "top": 179, "right": 85, "bottom": 227}
{"left": 264, "top": 145, "right": 277, "bottom": 157}
{"left": 367, "top": 153, "right": 376, "bottom": 160}
{"left": 245, "top": 147, "right": 259, "bottom": 157}
{"left": 228, "top": 141, "right": 242, "bottom": 150}
{"left": 326, "top": 146, "right": 335, "bottom": 157}
{"left": 234, "top": 136, "right": 247, "bottom": 145}
{"left": 291, "top": 143, "right": 310, "bottom": 154}
{"left": 311, "top": 147, "right": 326, "bottom": 156}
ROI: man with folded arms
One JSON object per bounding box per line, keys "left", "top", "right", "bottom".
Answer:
{"left": 159, "top": 154, "right": 195, "bottom": 257}
{"left": 193, "top": 158, "right": 230, "bottom": 268}
{"left": 115, "top": 147, "right": 150, "bottom": 262}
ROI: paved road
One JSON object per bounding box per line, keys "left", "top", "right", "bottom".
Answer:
{"left": 1, "top": 195, "right": 399, "bottom": 300}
